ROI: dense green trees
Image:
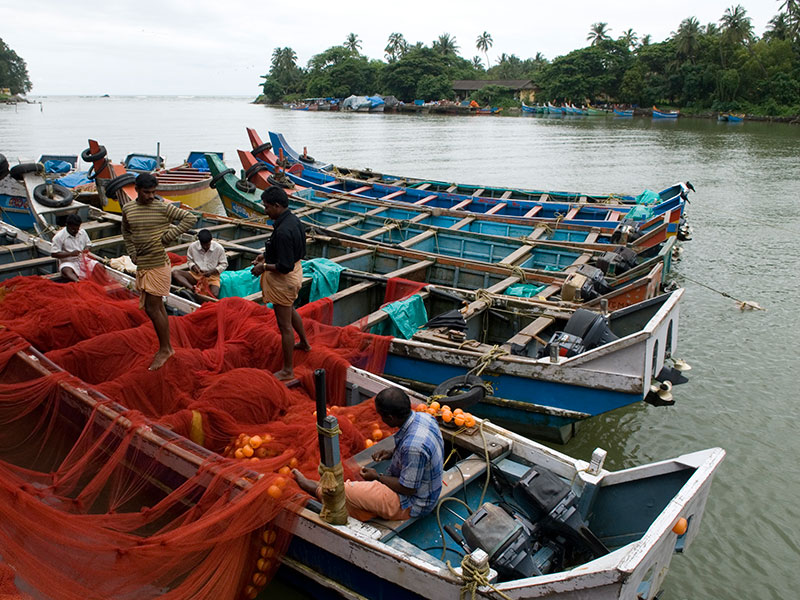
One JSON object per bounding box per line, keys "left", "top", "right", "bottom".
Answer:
{"left": 0, "top": 38, "right": 32, "bottom": 95}
{"left": 258, "top": 4, "right": 800, "bottom": 115}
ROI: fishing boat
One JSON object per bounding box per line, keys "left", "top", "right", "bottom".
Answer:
{"left": 585, "top": 105, "right": 607, "bottom": 116}
{"left": 547, "top": 102, "right": 564, "bottom": 115}
{"left": 719, "top": 113, "right": 744, "bottom": 123}
{"left": 0, "top": 315, "right": 724, "bottom": 600}
{"left": 249, "top": 131, "right": 692, "bottom": 225}
{"left": 613, "top": 106, "right": 634, "bottom": 117}
{"left": 0, "top": 186, "right": 688, "bottom": 445}
{"left": 520, "top": 102, "right": 538, "bottom": 114}
{"left": 475, "top": 107, "right": 501, "bottom": 115}
{"left": 82, "top": 140, "right": 220, "bottom": 212}
{"left": 652, "top": 107, "right": 679, "bottom": 119}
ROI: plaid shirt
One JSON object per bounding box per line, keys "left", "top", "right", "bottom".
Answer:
{"left": 388, "top": 412, "right": 444, "bottom": 517}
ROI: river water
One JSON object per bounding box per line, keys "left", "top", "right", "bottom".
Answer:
{"left": 2, "top": 96, "right": 799, "bottom": 599}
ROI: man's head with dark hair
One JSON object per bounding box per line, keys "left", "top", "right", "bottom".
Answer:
{"left": 261, "top": 185, "right": 289, "bottom": 207}
{"left": 65, "top": 213, "right": 82, "bottom": 236}
{"left": 134, "top": 172, "right": 159, "bottom": 205}
{"left": 375, "top": 387, "right": 412, "bottom": 427}
{"left": 197, "top": 229, "right": 212, "bottom": 244}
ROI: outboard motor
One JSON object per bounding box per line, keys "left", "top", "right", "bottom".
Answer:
{"left": 541, "top": 309, "right": 619, "bottom": 358}
{"left": 595, "top": 246, "right": 638, "bottom": 276}
{"left": 610, "top": 219, "right": 642, "bottom": 245}
{"left": 561, "top": 265, "right": 612, "bottom": 303}
{"left": 577, "top": 264, "right": 612, "bottom": 296}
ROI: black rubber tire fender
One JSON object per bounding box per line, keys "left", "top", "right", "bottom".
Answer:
{"left": 235, "top": 179, "right": 256, "bottom": 194}
{"left": 33, "top": 183, "right": 73, "bottom": 208}
{"left": 298, "top": 154, "right": 315, "bottom": 163}
{"left": 104, "top": 173, "right": 137, "bottom": 199}
{"left": 81, "top": 145, "right": 107, "bottom": 163}
{"left": 209, "top": 168, "right": 235, "bottom": 189}
{"left": 244, "top": 162, "right": 269, "bottom": 181}
{"left": 86, "top": 159, "right": 109, "bottom": 181}
{"left": 267, "top": 174, "right": 294, "bottom": 189}
{"left": 10, "top": 162, "right": 43, "bottom": 181}
{"left": 252, "top": 142, "right": 272, "bottom": 155}
{"left": 0, "top": 154, "right": 8, "bottom": 180}
{"left": 432, "top": 374, "right": 486, "bottom": 412}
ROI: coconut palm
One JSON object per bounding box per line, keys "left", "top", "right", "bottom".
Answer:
{"left": 433, "top": 33, "right": 459, "bottom": 56}
{"left": 764, "top": 13, "right": 791, "bottom": 41}
{"left": 639, "top": 34, "right": 652, "bottom": 47}
{"left": 720, "top": 5, "right": 753, "bottom": 45}
{"left": 384, "top": 32, "right": 408, "bottom": 62}
{"left": 779, "top": 0, "right": 800, "bottom": 34}
{"left": 619, "top": 28, "right": 638, "bottom": 49}
{"left": 672, "top": 17, "right": 702, "bottom": 63}
{"left": 476, "top": 31, "right": 493, "bottom": 68}
{"left": 344, "top": 33, "right": 362, "bottom": 55}
{"left": 587, "top": 22, "right": 611, "bottom": 45}
{"left": 471, "top": 56, "right": 484, "bottom": 69}
{"left": 705, "top": 23, "right": 720, "bottom": 36}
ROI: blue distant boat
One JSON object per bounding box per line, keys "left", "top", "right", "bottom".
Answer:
{"left": 613, "top": 105, "right": 634, "bottom": 117}
{"left": 652, "top": 106, "right": 679, "bottom": 119}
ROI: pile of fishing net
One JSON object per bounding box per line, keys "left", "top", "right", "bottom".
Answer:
{"left": 0, "top": 270, "right": 396, "bottom": 600}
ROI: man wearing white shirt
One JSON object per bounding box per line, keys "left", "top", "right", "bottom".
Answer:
{"left": 172, "top": 229, "right": 228, "bottom": 297}
{"left": 51, "top": 214, "right": 98, "bottom": 282}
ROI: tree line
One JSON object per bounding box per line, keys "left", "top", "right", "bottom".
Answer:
{"left": 259, "top": 2, "right": 800, "bottom": 116}
{"left": 0, "top": 38, "right": 32, "bottom": 97}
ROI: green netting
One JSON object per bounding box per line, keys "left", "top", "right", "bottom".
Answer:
{"left": 219, "top": 268, "right": 261, "bottom": 298}
{"left": 626, "top": 205, "right": 655, "bottom": 221}
{"left": 504, "top": 282, "right": 547, "bottom": 298}
{"left": 635, "top": 189, "right": 661, "bottom": 205}
{"left": 302, "top": 258, "right": 345, "bottom": 302}
{"left": 371, "top": 294, "right": 428, "bottom": 339}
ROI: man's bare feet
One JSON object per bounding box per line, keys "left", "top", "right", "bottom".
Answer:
{"left": 294, "top": 342, "right": 312, "bottom": 352}
{"left": 148, "top": 348, "right": 175, "bottom": 371}
{"left": 292, "top": 468, "right": 318, "bottom": 495}
{"left": 273, "top": 368, "right": 295, "bottom": 381}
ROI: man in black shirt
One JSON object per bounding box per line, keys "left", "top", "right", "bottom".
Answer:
{"left": 251, "top": 186, "right": 311, "bottom": 380}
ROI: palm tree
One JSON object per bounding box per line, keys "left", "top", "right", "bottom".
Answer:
{"left": 433, "top": 33, "right": 459, "bottom": 56}
{"left": 779, "top": 0, "right": 800, "bottom": 38}
{"left": 672, "top": 17, "right": 702, "bottom": 63}
{"left": 620, "top": 28, "right": 638, "bottom": 49}
{"left": 705, "top": 23, "right": 720, "bottom": 36}
{"left": 720, "top": 5, "right": 753, "bottom": 46}
{"left": 471, "top": 56, "right": 484, "bottom": 69}
{"left": 476, "top": 31, "right": 493, "bottom": 68}
{"left": 764, "top": 13, "right": 790, "bottom": 41}
{"left": 587, "top": 22, "right": 611, "bottom": 45}
{"left": 639, "top": 34, "right": 652, "bottom": 47}
{"left": 343, "top": 33, "right": 362, "bottom": 55}
{"left": 384, "top": 32, "right": 408, "bottom": 62}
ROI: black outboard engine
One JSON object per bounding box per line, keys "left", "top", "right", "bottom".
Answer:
{"left": 560, "top": 265, "right": 611, "bottom": 303}
{"left": 610, "top": 219, "right": 642, "bottom": 244}
{"left": 541, "top": 309, "right": 619, "bottom": 358}
{"left": 577, "top": 264, "right": 612, "bottom": 296}
{"left": 595, "top": 246, "right": 638, "bottom": 276}
{"left": 513, "top": 466, "right": 609, "bottom": 561}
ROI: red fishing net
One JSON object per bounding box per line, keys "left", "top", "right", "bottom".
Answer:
{"left": 0, "top": 271, "right": 395, "bottom": 600}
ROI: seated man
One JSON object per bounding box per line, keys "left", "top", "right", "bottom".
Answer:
{"left": 172, "top": 229, "right": 228, "bottom": 297}
{"left": 294, "top": 387, "right": 444, "bottom": 522}
{"left": 51, "top": 213, "right": 98, "bottom": 282}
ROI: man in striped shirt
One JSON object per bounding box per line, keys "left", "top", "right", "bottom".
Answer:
{"left": 122, "top": 173, "right": 197, "bottom": 370}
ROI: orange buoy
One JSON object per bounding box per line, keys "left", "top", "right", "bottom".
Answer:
{"left": 241, "top": 444, "right": 254, "bottom": 458}
{"left": 372, "top": 429, "right": 383, "bottom": 441}
{"left": 249, "top": 435, "right": 262, "bottom": 449}
{"left": 288, "top": 457, "right": 299, "bottom": 468}
{"left": 429, "top": 401, "right": 440, "bottom": 411}
{"left": 672, "top": 517, "right": 688, "bottom": 535}
{"left": 267, "top": 485, "right": 282, "bottom": 499}
{"left": 365, "top": 439, "right": 375, "bottom": 448}
{"left": 260, "top": 545, "right": 275, "bottom": 558}
{"left": 262, "top": 530, "right": 276, "bottom": 545}
{"left": 278, "top": 465, "right": 291, "bottom": 476}
{"left": 243, "top": 585, "right": 258, "bottom": 599}
{"left": 274, "top": 476, "right": 288, "bottom": 489}
{"left": 453, "top": 414, "right": 466, "bottom": 427}
{"left": 257, "top": 558, "right": 272, "bottom": 572}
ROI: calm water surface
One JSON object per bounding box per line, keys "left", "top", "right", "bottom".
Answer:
{"left": 2, "top": 96, "right": 799, "bottom": 599}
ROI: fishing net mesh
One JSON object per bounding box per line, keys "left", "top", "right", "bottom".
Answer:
{"left": 0, "top": 269, "right": 394, "bottom": 600}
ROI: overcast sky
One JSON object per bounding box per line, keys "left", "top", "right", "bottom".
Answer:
{"left": 4, "top": 1, "right": 781, "bottom": 96}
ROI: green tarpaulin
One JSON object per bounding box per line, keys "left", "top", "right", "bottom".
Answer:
{"left": 504, "top": 282, "right": 547, "bottom": 298}
{"left": 371, "top": 294, "right": 428, "bottom": 339}
{"left": 219, "top": 269, "right": 261, "bottom": 299}
{"left": 635, "top": 189, "right": 661, "bottom": 205}
{"left": 302, "top": 258, "right": 345, "bottom": 302}
{"left": 626, "top": 204, "right": 655, "bottom": 221}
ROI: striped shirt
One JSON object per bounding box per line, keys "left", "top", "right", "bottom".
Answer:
{"left": 122, "top": 198, "right": 196, "bottom": 270}
{"left": 388, "top": 411, "right": 444, "bottom": 517}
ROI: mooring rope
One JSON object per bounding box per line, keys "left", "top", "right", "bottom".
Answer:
{"left": 678, "top": 274, "right": 765, "bottom": 310}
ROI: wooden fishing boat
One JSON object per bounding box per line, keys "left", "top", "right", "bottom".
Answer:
{"left": 585, "top": 105, "right": 607, "bottom": 116}
{"left": 82, "top": 140, "right": 219, "bottom": 212}
{"left": 0, "top": 323, "right": 724, "bottom": 600}
{"left": 719, "top": 113, "right": 744, "bottom": 123}
{"left": 255, "top": 130, "right": 693, "bottom": 216}
{"left": 0, "top": 193, "right": 688, "bottom": 444}
{"left": 547, "top": 102, "right": 564, "bottom": 115}
{"left": 613, "top": 106, "right": 634, "bottom": 117}
{"left": 475, "top": 107, "right": 501, "bottom": 115}
{"left": 652, "top": 106, "right": 679, "bottom": 119}
{"left": 520, "top": 102, "right": 537, "bottom": 114}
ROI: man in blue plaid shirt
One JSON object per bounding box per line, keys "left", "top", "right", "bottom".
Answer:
{"left": 294, "top": 387, "right": 444, "bottom": 521}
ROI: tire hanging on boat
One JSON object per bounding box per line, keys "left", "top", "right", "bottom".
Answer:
{"left": 33, "top": 183, "right": 73, "bottom": 208}
{"left": 81, "top": 146, "right": 107, "bottom": 163}
{"left": 9, "top": 162, "right": 42, "bottom": 181}
{"left": 298, "top": 154, "right": 315, "bottom": 163}
{"left": 267, "top": 175, "right": 294, "bottom": 189}
{"left": 210, "top": 168, "right": 235, "bottom": 189}
{"left": 432, "top": 374, "right": 486, "bottom": 411}
{"left": 243, "top": 162, "right": 269, "bottom": 181}
{"left": 251, "top": 142, "right": 272, "bottom": 155}
{"left": 235, "top": 179, "right": 256, "bottom": 194}
{"left": 104, "top": 173, "right": 137, "bottom": 199}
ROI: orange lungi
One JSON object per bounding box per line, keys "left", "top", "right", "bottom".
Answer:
{"left": 317, "top": 480, "right": 411, "bottom": 522}
{"left": 136, "top": 263, "right": 172, "bottom": 309}
{"left": 261, "top": 260, "right": 303, "bottom": 306}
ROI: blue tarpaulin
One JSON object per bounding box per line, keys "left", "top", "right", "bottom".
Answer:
{"left": 55, "top": 171, "right": 92, "bottom": 188}
{"left": 44, "top": 160, "right": 72, "bottom": 174}
{"left": 191, "top": 157, "right": 210, "bottom": 172}
{"left": 127, "top": 157, "right": 158, "bottom": 171}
